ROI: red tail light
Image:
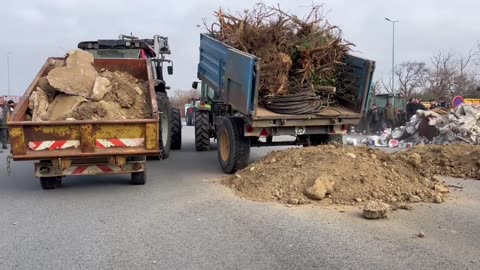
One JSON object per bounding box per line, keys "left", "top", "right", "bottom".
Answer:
{"left": 245, "top": 125, "right": 254, "bottom": 133}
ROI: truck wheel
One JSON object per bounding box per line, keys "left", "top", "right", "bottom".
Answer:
{"left": 130, "top": 171, "right": 146, "bottom": 185}
{"left": 156, "top": 93, "right": 172, "bottom": 159}
{"left": 187, "top": 115, "right": 193, "bottom": 126}
{"left": 171, "top": 108, "right": 182, "bottom": 150}
{"left": 217, "top": 117, "right": 250, "bottom": 174}
{"left": 40, "top": 177, "right": 60, "bottom": 190}
{"left": 304, "top": 134, "right": 344, "bottom": 146}
{"left": 329, "top": 134, "right": 344, "bottom": 144}
{"left": 195, "top": 110, "right": 210, "bottom": 151}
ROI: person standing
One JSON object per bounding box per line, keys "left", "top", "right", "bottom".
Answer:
{"left": 384, "top": 101, "right": 395, "bottom": 128}
{"left": 367, "top": 104, "right": 381, "bottom": 134}
{"left": 0, "top": 102, "right": 8, "bottom": 149}
{"left": 406, "top": 98, "right": 416, "bottom": 120}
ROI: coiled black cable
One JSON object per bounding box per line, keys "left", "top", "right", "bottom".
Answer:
{"left": 262, "top": 92, "right": 336, "bottom": 115}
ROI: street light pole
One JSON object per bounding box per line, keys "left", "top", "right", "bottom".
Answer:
{"left": 385, "top": 18, "right": 398, "bottom": 94}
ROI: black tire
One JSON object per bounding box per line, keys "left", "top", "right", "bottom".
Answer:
{"left": 195, "top": 110, "right": 211, "bottom": 151}
{"left": 130, "top": 171, "right": 146, "bottom": 185}
{"left": 40, "top": 177, "right": 60, "bottom": 190}
{"left": 304, "top": 134, "right": 344, "bottom": 147}
{"left": 186, "top": 115, "right": 193, "bottom": 126}
{"left": 217, "top": 117, "right": 250, "bottom": 174}
{"left": 156, "top": 93, "right": 172, "bottom": 159}
{"left": 171, "top": 108, "right": 182, "bottom": 150}
{"left": 329, "top": 134, "right": 344, "bottom": 144}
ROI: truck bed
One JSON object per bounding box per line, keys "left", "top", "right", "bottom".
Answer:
{"left": 254, "top": 105, "right": 360, "bottom": 120}
{"left": 8, "top": 58, "right": 160, "bottom": 161}
{"left": 197, "top": 33, "right": 375, "bottom": 124}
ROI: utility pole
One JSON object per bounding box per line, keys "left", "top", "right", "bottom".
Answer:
{"left": 385, "top": 18, "right": 398, "bottom": 94}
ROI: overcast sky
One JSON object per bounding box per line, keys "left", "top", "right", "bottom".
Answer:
{"left": 0, "top": 0, "right": 478, "bottom": 96}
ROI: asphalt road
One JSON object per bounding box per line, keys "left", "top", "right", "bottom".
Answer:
{"left": 0, "top": 126, "right": 479, "bottom": 270}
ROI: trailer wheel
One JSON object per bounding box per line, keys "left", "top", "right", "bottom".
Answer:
{"left": 304, "top": 134, "right": 344, "bottom": 146}
{"left": 40, "top": 177, "right": 61, "bottom": 190}
{"left": 130, "top": 171, "right": 146, "bottom": 185}
{"left": 171, "top": 107, "right": 182, "bottom": 150}
{"left": 329, "top": 134, "right": 344, "bottom": 144}
{"left": 156, "top": 93, "right": 172, "bottom": 159}
{"left": 217, "top": 117, "right": 250, "bottom": 174}
{"left": 195, "top": 110, "right": 211, "bottom": 151}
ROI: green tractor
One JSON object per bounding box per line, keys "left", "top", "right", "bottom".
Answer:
{"left": 185, "top": 98, "right": 200, "bottom": 126}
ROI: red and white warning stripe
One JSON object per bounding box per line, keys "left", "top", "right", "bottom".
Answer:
{"left": 95, "top": 138, "right": 145, "bottom": 149}
{"left": 28, "top": 140, "right": 80, "bottom": 151}
{"left": 63, "top": 164, "right": 120, "bottom": 175}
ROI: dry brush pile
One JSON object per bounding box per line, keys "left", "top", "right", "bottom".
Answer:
{"left": 206, "top": 4, "right": 354, "bottom": 113}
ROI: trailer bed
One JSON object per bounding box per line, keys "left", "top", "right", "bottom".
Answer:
{"left": 254, "top": 105, "right": 361, "bottom": 120}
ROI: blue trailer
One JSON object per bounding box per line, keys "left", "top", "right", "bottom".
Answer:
{"left": 193, "top": 34, "right": 375, "bottom": 174}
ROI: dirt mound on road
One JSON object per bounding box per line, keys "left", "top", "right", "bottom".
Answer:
{"left": 402, "top": 144, "right": 480, "bottom": 180}
{"left": 223, "top": 145, "right": 453, "bottom": 206}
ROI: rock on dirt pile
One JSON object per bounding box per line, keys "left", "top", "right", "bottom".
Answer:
{"left": 222, "top": 144, "right": 475, "bottom": 206}
{"left": 27, "top": 49, "right": 151, "bottom": 121}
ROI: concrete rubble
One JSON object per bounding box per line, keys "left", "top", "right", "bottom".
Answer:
{"left": 28, "top": 49, "right": 149, "bottom": 121}
{"left": 388, "top": 104, "right": 480, "bottom": 146}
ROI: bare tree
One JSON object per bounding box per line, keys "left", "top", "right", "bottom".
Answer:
{"left": 424, "top": 49, "right": 480, "bottom": 99}
{"left": 370, "top": 80, "right": 382, "bottom": 97}
{"left": 394, "top": 61, "right": 427, "bottom": 102}
{"left": 169, "top": 89, "right": 200, "bottom": 116}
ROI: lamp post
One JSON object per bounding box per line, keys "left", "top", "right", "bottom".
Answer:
{"left": 385, "top": 18, "right": 398, "bottom": 94}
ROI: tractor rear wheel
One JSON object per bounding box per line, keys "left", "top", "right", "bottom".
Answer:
{"left": 195, "top": 110, "right": 211, "bottom": 151}
{"left": 171, "top": 108, "right": 182, "bottom": 150}
{"left": 156, "top": 92, "right": 172, "bottom": 159}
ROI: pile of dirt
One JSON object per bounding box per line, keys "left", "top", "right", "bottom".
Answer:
{"left": 223, "top": 145, "right": 463, "bottom": 206}
{"left": 27, "top": 50, "right": 150, "bottom": 121}
{"left": 403, "top": 144, "right": 480, "bottom": 180}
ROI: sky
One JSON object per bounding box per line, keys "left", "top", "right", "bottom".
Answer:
{"left": 0, "top": 0, "right": 479, "bottom": 96}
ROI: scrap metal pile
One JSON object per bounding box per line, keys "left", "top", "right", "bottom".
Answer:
{"left": 206, "top": 4, "right": 353, "bottom": 114}
{"left": 28, "top": 50, "right": 150, "bottom": 121}
{"left": 390, "top": 104, "right": 480, "bottom": 145}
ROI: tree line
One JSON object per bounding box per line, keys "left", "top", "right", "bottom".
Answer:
{"left": 373, "top": 43, "right": 480, "bottom": 103}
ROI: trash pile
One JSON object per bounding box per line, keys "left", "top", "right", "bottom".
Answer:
{"left": 370, "top": 104, "right": 480, "bottom": 147}
{"left": 207, "top": 4, "right": 354, "bottom": 114}
{"left": 28, "top": 50, "right": 151, "bottom": 121}
{"left": 223, "top": 145, "right": 457, "bottom": 207}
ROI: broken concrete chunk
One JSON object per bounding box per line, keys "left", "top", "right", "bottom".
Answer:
{"left": 45, "top": 94, "right": 87, "bottom": 121}
{"left": 65, "top": 49, "right": 94, "bottom": 66}
{"left": 47, "top": 49, "right": 99, "bottom": 98}
{"left": 434, "top": 184, "right": 449, "bottom": 193}
{"left": 91, "top": 77, "right": 112, "bottom": 101}
{"left": 363, "top": 200, "right": 390, "bottom": 219}
{"left": 37, "top": 76, "right": 57, "bottom": 102}
{"left": 304, "top": 176, "right": 335, "bottom": 200}
{"left": 29, "top": 87, "right": 49, "bottom": 121}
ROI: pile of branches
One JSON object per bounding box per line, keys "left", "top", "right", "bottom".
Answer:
{"left": 206, "top": 3, "right": 353, "bottom": 114}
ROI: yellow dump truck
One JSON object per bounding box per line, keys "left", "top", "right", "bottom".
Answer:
{"left": 7, "top": 57, "right": 160, "bottom": 189}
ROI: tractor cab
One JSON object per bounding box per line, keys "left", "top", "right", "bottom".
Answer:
{"left": 78, "top": 34, "right": 173, "bottom": 92}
